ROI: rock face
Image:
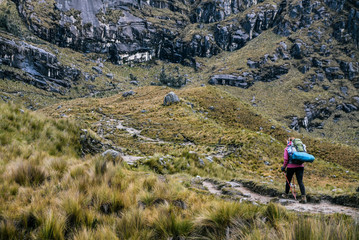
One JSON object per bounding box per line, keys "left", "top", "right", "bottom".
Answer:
{"left": 8, "top": 0, "right": 280, "bottom": 66}
{"left": 209, "top": 75, "right": 250, "bottom": 88}
{"left": 5, "top": 0, "right": 359, "bottom": 140}
{"left": 11, "top": 0, "right": 359, "bottom": 68}
{"left": 0, "top": 35, "right": 80, "bottom": 93}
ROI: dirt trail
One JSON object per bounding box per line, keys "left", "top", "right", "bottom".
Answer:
{"left": 95, "top": 116, "right": 169, "bottom": 144}
{"left": 203, "top": 181, "right": 359, "bottom": 219}
{"left": 121, "top": 155, "right": 145, "bottom": 165}
{"left": 93, "top": 115, "right": 359, "bottom": 220}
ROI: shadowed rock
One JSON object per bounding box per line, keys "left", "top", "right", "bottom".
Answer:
{"left": 163, "top": 92, "right": 180, "bottom": 106}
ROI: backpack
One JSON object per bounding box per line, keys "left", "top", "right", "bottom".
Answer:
{"left": 287, "top": 138, "right": 315, "bottom": 164}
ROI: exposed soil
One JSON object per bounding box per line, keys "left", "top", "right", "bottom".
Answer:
{"left": 203, "top": 180, "right": 359, "bottom": 220}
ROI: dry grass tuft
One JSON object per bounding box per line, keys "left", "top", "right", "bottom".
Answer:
{"left": 12, "top": 162, "right": 46, "bottom": 187}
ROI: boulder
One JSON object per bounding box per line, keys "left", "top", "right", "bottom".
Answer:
{"left": 247, "top": 59, "right": 259, "bottom": 68}
{"left": 122, "top": 90, "right": 135, "bottom": 97}
{"left": 209, "top": 74, "right": 249, "bottom": 88}
{"left": 290, "top": 43, "right": 303, "bottom": 59}
{"left": 298, "top": 65, "right": 310, "bottom": 73}
{"left": 163, "top": 92, "right": 180, "bottom": 106}
{"left": 92, "top": 66, "right": 103, "bottom": 74}
{"left": 102, "top": 149, "right": 121, "bottom": 159}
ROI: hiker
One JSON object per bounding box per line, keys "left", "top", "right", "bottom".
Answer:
{"left": 281, "top": 137, "right": 307, "bottom": 203}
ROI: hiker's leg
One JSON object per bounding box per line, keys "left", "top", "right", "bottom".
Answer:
{"left": 285, "top": 168, "right": 295, "bottom": 194}
{"left": 295, "top": 167, "right": 306, "bottom": 195}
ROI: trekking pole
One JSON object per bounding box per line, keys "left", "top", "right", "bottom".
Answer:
{"left": 282, "top": 172, "right": 297, "bottom": 200}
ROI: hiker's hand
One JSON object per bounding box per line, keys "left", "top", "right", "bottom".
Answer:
{"left": 281, "top": 166, "right": 286, "bottom": 172}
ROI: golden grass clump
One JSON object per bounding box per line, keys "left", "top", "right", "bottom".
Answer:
{"left": 115, "top": 208, "right": 154, "bottom": 239}
{"left": 12, "top": 162, "right": 46, "bottom": 187}
{"left": 38, "top": 211, "right": 66, "bottom": 240}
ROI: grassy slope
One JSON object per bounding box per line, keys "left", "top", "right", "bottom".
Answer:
{"left": 1, "top": 102, "right": 359, "bottom": 240}
{"left": 2, "top": 0, "right": 358, "bottom": 146}
{"left": 0, "top": 0, "right": 198, "bottom": 109}
{"left": 194, "top": 21, "right": 359, "bottom": 146}
{"left": 40, "top": 86, "right": 359, "bottom": 195}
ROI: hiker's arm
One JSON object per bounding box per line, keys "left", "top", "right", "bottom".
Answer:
{"left": 283, "top": 148, "right": 289, "bottom": 167}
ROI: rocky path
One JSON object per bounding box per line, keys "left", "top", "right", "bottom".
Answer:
{"left": 93, "top": 115, "right": 359, "bottom": 220}
{"left": 116, "top": 121, "right": 168, "bottom": 144}
{"left": 203, "top": 180, "right": 359, "bottom": 219}
{"left": 121, "top": 155, "right": 145, "bottom": 165}
{"left": 94, "top": 116, "right": 170, "bottom": 144}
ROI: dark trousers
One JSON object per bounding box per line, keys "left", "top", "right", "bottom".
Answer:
{"left": 285, "top": 167, "right": 305, "bottom": 195}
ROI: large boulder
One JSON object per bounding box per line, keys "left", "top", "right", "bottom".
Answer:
{"left": 102, "top": 149, "right": 121, "bottom": 159}
{"left": 163, "top": 92, "right": 180, "bottom": 106}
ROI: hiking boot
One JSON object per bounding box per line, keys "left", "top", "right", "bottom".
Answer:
{"left": 299, "top": 195, "right": 307, "bottom": 203}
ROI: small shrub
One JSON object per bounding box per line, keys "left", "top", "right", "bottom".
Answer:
{"left": 159, "top": 67, "right": 186, "bottom": 88}
{"left": 0, "top": 7, "right": 21, "bottom": 37}
{"left": 12, "top": 163, "right": 46, "bottom": 186}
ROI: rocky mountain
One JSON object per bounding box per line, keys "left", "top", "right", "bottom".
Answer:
{"left": 1, "top": 1, "right": 359, "bottom": 238}
{"left": 0, "top": 0, "right": 358, "bottom": 145}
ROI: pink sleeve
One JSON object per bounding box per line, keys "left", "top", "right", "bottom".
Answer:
{"left": 283, "top": 147, "right": 289, "bottom": 167}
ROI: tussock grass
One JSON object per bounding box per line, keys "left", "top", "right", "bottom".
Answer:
{"left": 264, "top": 203, "right": 289, "bottom": 226}
{"left": 1, "top": 90, "right": 359, "bottom": 239}
{"left": 62, "top": 194, "right": 86, "bottom": 228}
{"left": 91, "top": 185, "right": 125, "bottom": 215}
{"left": 153, "top": 209, "right": 193, "bottom": 239}
{"left": 38, "top": 211, "right": 65, "bottom": 240}
{"left": 74, "top": 226, "right": 118, "bottom": 240}
{"left": 94, "top": 157, "right": 108, "bottom": 176}
{"left": 292, "top": 215, "right": 359, "bottom": 240}
{"left": 0, "top": 103, "right": 81, "bottom": 162}
{"left": 16, "top": 208, "right": 41, "bottom": 231}
{"left": 12, "top": 162, "right": 46, "bottom": 186}
{"left": 49, "top": 158, "right": 68, "bottom": 175}
{"left": 0, "top": 220, "right": 18, "bottom": 240}
{"left": 115, "top": 208, "right": 154, "bottom": 239}
{"left": 194, "top": 202, "right": 244, "bottom": 238}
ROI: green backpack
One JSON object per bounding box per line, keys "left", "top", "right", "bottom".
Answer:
{"left": 292, "top": 139, "right": 305, "bottom": 152}
{"left": 288, "top": 138, "right": 307, "bottom": 164}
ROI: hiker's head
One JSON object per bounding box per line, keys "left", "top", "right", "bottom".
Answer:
{"left": 287, "top": 137, "right": 295, "bottom": 143}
